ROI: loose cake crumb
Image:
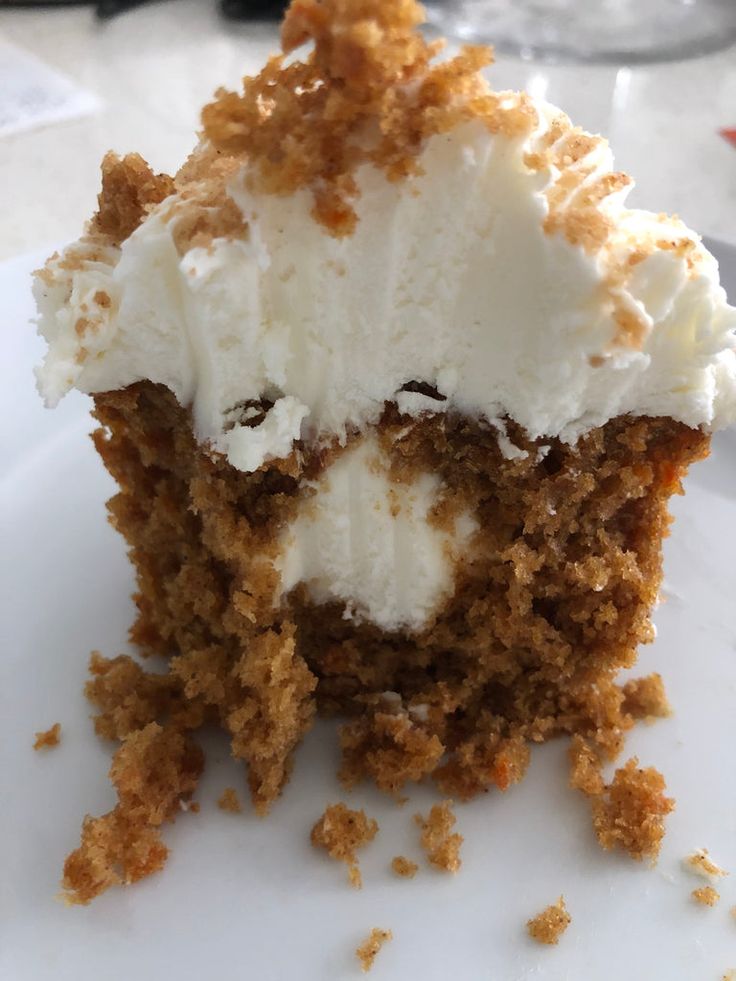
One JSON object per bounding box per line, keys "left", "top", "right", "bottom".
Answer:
{"left": 415, "top": 801, "right": 463, "bottom": 873}
{"left": 691, "top": 885, "right": 720, "bottom": 907}
{"left": 621, "top": 673, "right": 671, "bottom": 722}
{"left": 61, "top": 722, "right": 203, "bottom": 905}
{"left": 526, "top": 897, "right": 571, "bottom": 945}
{"left": 33, "top": 723, "right": 61, "bottom": 751}
{"left": 217, "top": 787, "right": 242, "bottom": 813}
{"left": 570, "top": 743, "right": 673, "bottom": 862}
{"left": 356, "top": 928, "right": 392, "bottom": 973}
{"left": 722, "top": 971, "right": 735, "bottom": 981}
{"left": 683, "top": 848, "right": 728, "bottom": 881}
{"left": 391, "top": 856, "right": 418, "bottom": 878}
{"left": 310, "top": 803, "right": 378, "bottom": 888}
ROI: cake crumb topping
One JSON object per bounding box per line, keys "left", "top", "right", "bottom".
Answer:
{"left": 33, "top": 722, "right": 61, "bottom": 751}
{"left": 691, "top": 885, "right": 720, "bottom": 907}
{"left": 356, "top": 927, "right": 392, "bottom": 973}
{"left": 391, "top": 855, "right": 418, "bottom": 878}
{"left": 217, "top": 787, "right": 243, "bottom": 813}
{"left": 310, "top": 802, "right": 378, "bottom": 888}
{"left": 415, "top": 800, "right": 463, "bottom": 873}
{"left": 93, "top": 152, "right": 175, "bottom": 245}
{"left": 527, "top": 896, "right": 571, "bottom": 945}
{"left": 202, "top": 0, "right": 540, "bottom": 236}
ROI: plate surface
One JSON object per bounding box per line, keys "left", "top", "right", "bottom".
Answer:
{"left": 2, "top": 243, "right": 735, "bottom": 981}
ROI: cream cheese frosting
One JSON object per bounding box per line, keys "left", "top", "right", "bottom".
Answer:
{"left": 35, "top": 108, "right": 736, "bottom": 474}
{"left": 277, "top": 436, "right": 477, "bottom": 631}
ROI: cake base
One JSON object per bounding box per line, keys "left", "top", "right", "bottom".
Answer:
{"left": 62, "top": 381, "right": 708, "bottom": 902}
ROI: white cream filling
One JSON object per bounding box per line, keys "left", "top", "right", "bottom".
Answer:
{"left": 276, "top": 436, "right": 477, "bottom": 632}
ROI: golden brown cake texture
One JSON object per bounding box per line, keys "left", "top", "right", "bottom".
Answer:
{"left": 60, "top": 378, "right": 707, "bottom": 901}
{"left": 33, "top": 723, "right": 61, "bottom": 751}
{"left": 526, "top": 897, "right": 571, "bottom": 945}
{"left": 691, "top": 886, "right": 720, "bottom": 907}
{"left": 52, "top": 0, "right": 716, "bottom": 904}
{"left": 415, "top": 801, "right": 463, "bottom": 873}
{"left": 569, "top": 742, "right": 675, "bottom": 862}
{"left": 310, "top": 802, "right": 379, "bottom": 888}
{"left": 391, "top": 856, "right": 418, "bottom": 879}
{"left": 218, "top": 787, "right": 243, "bottom": 813}
{"left": 356, "top": 927, "right": 393, "bottom": 973}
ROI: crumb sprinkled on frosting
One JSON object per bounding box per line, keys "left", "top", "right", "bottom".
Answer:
{"left": 201, "top": 0, "right": 540, "bottom": 236}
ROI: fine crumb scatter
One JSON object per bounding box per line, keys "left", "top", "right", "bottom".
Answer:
{"left": 683, "top": 848, "right": 728, "bottom": 881}
{"left": 356, "top": 928, "right": 392, "bottom": 973}
{"left": 621, "top": 673, "right": 671, "bottom": 722}
{"left": 217, "top": 787, "right": 242, "bottom": 813}
{"left": 691, "top": 886, "right": 720, "bottom": 907}
{"left": 415, "top": 800, "right": 463, "bottom": 873}
{"left": 33, "top": 723, "right": 61, "bottom": 751}
{"left": 310, "top": 803, "right": 378, "bottom": 888}
{"left": 527, "top": 897, "right": 571, "bottom": 945}
{"left": 391, "top": 856, "right": 418, "bottom": 879}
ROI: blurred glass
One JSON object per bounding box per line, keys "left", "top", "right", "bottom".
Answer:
{"left": 424, "top": 0, "right": 736, "bottom": 63}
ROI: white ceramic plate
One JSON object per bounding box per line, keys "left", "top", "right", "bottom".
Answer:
{"left": 2, "top": 244, "right": 735, "bottom": 981}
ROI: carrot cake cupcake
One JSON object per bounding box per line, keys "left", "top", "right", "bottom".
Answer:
{"left": 34, "top": 0, "right": 736, "bottom": 902}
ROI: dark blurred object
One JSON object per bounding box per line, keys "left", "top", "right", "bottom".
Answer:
{"left": 0, "top": 0, "right": 287, "bottom": 18}
{"left": 221, "top": 0, "right": 287, "bottom": 17}
{"left": 96, "top": 0, "right": 147, "bottom": 18}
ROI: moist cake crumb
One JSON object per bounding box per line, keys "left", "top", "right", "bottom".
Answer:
{"left": 391, "top": 856, "right": 418, "bottom": 878}
{"left": 356, "top": 928, "right": 393, "bottom": 973}
{"left": 33, "top": 723, "right": 61, "bottom": 751}
{"left": 621, "top": 674, "right": 671, "bottom": 722}
{"left": 570, "top": 744, "right": 673, "bottom": 862}
{"left": 691, "top": 885, "right": 720, "bottom": 907}
{"left": 592, "top": 758, "right": 674, "bottom": 861}
{"left": 61, "top": 722, "right": 203, "bottom": 905}
{"left": 311, "top": 803, "right": 378, "bottom": 888}
{"left": 683, "top": 848, "right": 728, "bottom": 881}
{"left": 415, "top": 801, "right": 463, "bottom": 873}
{"left": 339, "top": 706, "right": 444, "bottom": 795}
{"left": 218, "top": 788, "right": 242, "bottom": 813}
{"left": 526, "top": 897, "right": 571, "bottom": 945}
{"left": 93, "top": 152, "right": 175, "bottom": 245}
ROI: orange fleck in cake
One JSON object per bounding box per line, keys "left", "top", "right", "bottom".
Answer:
{"left": 34, "top": 0, "right": 736, "bottom": 902}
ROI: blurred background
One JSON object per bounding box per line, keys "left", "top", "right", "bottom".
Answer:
{"left": 0, "top": 0, "right": 734, "bottom": 263}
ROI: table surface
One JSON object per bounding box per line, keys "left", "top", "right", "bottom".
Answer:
{"left": 0, "top": 1, "right": 735, "bottom": 263}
